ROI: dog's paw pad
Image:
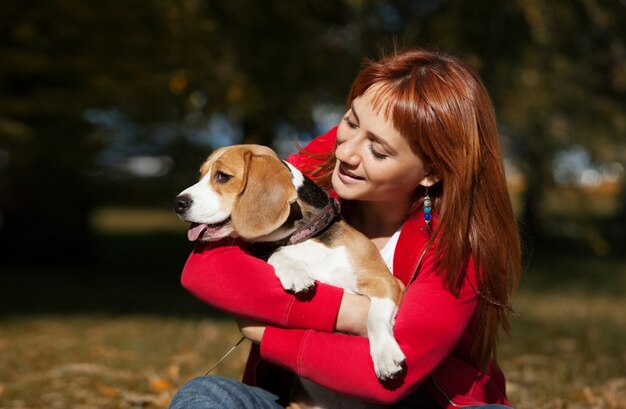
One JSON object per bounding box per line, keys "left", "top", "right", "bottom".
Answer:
{"left": 276, "top": 273, "right": 315, "bottom": 293}
{"left": 268, "top": 254, "right": 315, "bottom": 293}
{"left": 287, "top": 276, "right": 316, "bottom": 293}
{"left": 374, "top": 358, "right": 404, "bottom": 380}
{"left": 372, "top": 340, "right": 406, "bottom": 380}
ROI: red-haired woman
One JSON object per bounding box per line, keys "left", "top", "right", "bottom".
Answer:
{"left": 170, "top": 48, "right": 521, "bottom": 409}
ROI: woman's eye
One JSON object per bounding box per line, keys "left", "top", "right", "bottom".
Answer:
{"left": 214, "top": 171, "right": 232, "bottom": 184}
{"left": 369, "top": 144, "right": 388, "bottom": 160}
{"left": 343, "top": 116, "right": 358, "bottom": 129}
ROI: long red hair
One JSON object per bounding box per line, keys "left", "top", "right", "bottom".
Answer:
{"left": 308, "top": 48, "right": 521, "bottom": 369}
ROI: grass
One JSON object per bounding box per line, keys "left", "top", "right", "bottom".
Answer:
{"left": 501, "top": 293, "right": 626, "bottom": 408}
{"left": 0, "top": 316, "right": 250, "bottom": 408}
{"left": 1, "top": 206, "right": 625, "bottom": 408}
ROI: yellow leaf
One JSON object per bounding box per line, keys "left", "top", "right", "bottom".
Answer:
{"left": 150, "top": 378, "right": 172, "bottom": 391}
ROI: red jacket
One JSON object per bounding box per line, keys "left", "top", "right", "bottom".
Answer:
{"left": 181, "top": 127, "right": 510, "bottom": 408}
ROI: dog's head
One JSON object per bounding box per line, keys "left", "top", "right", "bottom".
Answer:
{"left": 174, "top": 144, "right": 300, "bottom": 242}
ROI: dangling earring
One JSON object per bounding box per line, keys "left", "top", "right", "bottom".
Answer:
{"left": 423, "top": 187, "right": 432, "bottom": 233}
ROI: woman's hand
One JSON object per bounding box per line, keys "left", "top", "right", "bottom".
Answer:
{"left": 335, "top": 292, "right": 370, "bottom": 337}
{"left": 235, "top": 316, "right": 266, "bottom": 344}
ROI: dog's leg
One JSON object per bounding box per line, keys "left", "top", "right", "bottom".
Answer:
{"left": 367, "top": 297, "right": 406, "bottom": 379}
{"left": 356, "top": 268, "right": 406, "bottom": 379}
{"left": 268, "top": 248, "right": 316, "bottom": 293}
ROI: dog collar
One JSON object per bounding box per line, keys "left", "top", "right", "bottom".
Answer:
{"left": 287, "top": 199, "right": 340, "bottom": 245}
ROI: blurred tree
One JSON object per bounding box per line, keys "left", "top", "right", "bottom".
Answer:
{"left": 1, "top": 0, "right": 624, "bottom": 266}
{"left": 492, "top": 0, "right": 626, "bottom": 243}
{"left": 0, "top": 1, "right": 188, "bottom": 264}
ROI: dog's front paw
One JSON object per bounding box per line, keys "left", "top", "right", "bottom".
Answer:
{"left": 371, "top": 337, "right": 405, "bottom": 380}
{"left": 268, "top": 252, "right": 315, "bottom": 293}
{"left": 367, "top": 297, "right": 405, "bottom": 379}
{"left": 278, "top": 272, "right": 316, "bottom": 293}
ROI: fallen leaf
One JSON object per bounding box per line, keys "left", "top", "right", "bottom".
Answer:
{"left": 168, "top": 363, "right": 180, "bottom": 380}
{"left": 150, "top": 378, "right": 172, "bottom": 391}
{"left": 583, "top": 386, "right": 597, "bottom": 403}
{"left": 123, "top": 391, "right": 159, "bottom": 407}
{"left": 97, "top": 383, "right": 119, "bottom": 397}
{"left": 605, "top": 377, "right": 626, "bottom": 409}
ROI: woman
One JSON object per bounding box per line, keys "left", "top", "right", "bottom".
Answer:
{"left": 170, "top": 48, "right": 521, "bottom": 408}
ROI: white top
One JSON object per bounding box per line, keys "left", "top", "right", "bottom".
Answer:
{"left": 379, "top": 228, "right": 402, "bottom": 273}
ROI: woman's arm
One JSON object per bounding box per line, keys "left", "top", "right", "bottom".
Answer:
{"left": 181, "top": 244, "right": 344, "bottom": 332}
{"left": 236, "top": 292, "right": 369, "bottom": 343}
{"left": 258, "top": 252, "right": 479, "bottom": 404}
{"left": 335, "top": 292, "right": 370, "bottom": 336}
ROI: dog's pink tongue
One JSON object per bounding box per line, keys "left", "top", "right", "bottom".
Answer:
{"left": 187, "top": 223, "right": 208, "bottom": 241}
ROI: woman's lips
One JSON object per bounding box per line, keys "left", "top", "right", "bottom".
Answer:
{"left": 338, "top": 165, "right": 365, "bottom": 183}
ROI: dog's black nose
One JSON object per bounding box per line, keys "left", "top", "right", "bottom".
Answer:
{"left": 174, "top": 194, "right": 193, "bottom": 214}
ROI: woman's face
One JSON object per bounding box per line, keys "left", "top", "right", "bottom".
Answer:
{"left": 332, "top": 86, "right": 433, "bottom": 204}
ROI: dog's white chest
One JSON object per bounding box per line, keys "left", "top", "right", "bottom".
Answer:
{"left": 268, "top": 240, "right": 357, "bottom": 293}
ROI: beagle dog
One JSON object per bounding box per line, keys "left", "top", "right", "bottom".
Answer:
{"left": 174, "top": 144, "right": 405, "bottom": 383}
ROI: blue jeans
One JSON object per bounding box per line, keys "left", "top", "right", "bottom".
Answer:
{"left": 169, "top": 376, "right": 283, "bottom": 409}
{"left": 169, "top": 375, "right": 514, "bottom": 409}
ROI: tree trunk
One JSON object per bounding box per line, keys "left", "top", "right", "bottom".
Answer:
{"left": 519, "top": 127, "right": 549, "bottom": 245}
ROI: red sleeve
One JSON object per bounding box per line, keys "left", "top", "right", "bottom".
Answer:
{"left": 285, "top": 126, "right": 337, "bottom": 179}
{"left": 259, "top": 251, "right": 479, "bottom": 404}
{"left": 181, "top": 244, "right": 344, "bottom": 331}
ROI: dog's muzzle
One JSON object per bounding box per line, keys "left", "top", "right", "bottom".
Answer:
{"left": 174, "top": 194, "right": 192, "bottom": 215}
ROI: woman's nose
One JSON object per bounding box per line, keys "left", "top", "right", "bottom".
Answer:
{"left": 335, "top": 137, "right": 360, "bottom": 166}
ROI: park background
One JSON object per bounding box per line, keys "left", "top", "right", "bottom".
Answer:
{"left": 1, "top": 1, "right": 625, "bottom": 408}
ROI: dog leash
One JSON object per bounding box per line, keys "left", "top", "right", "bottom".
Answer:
{"left": 203, "top": 336, "right": 246, "bottom": 376}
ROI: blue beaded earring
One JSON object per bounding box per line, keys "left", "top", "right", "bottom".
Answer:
{"left": 423, "top": 187, "right": 432, "bottom": 232}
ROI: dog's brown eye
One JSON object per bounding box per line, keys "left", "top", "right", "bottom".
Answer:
{"left": 214, "top": 171, "right": 232, "bottom": 184}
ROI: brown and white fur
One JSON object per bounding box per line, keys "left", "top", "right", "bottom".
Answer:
{"left": 174, "top": 145, "right": 405, "bottom": 401}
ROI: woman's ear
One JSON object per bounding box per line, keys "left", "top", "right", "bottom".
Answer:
{"left": 231, "top": 153, "right": 297, "bottom": 240}
{"left": 419, "top": 169, "right": 441, "bottom": 188}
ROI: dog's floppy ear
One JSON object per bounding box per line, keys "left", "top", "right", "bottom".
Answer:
{"left": 232, "top": 151, "right": 297, "bottom": 239}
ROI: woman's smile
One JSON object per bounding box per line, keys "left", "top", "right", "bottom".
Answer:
{"left": 337, "top": 164, "right": 365, "bottom": 183}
